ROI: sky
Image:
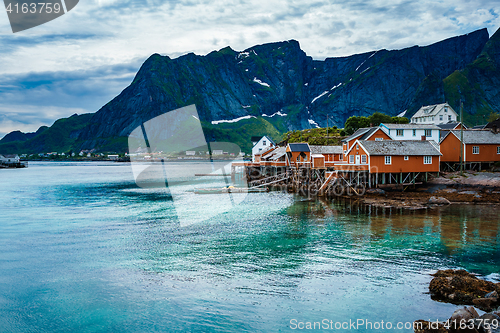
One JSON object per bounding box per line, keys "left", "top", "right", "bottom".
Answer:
{"left": 0, "top": 0, "right": 499, "bottom": 138}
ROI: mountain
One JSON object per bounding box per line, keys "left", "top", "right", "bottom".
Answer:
{"left": 0, "top": 114, "right": 92, "bottom": 154}
{"left": 1, "top": 27, "right": 498, "bottom": 154}
{"left": 0, "top": 127, "right": 45, "bottom": 143}
{"left": 442, "top": 28, "right": 500, "bottom": 124}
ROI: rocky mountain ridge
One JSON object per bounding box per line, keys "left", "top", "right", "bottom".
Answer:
{"left": 1, "top": 27, "right": 499, "bottom": 154}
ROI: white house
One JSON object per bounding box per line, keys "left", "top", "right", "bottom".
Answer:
{"left": 379, "top": 123, "right": 440, "bottom": 143}
{"left": 252, "top": 135, "right": 275, "bottom": 162}
{"left": 410, "top": 103, "right": 458, "bottom": 125}
{"left": 0, "top": 154, "right": 20, "bottom": 164}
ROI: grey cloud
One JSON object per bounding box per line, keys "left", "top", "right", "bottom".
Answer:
{"left": 0, "top": 59, "right": 142, "bottom": 110}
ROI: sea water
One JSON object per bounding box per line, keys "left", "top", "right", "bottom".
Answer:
{"left": 0, "top": 162, "right": 499, "bottom": 332}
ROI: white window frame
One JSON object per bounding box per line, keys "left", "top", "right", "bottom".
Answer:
{"left": 349, "top": 155, "right": 354, "bottom": 164}
{"left": 412, "top": 129, "right": 416, "bottom": 136}
{"left": 404, "top": 156, "right": 409, "bottom": 161}
{"left": 448, "top": 115, "right": 452, "bottom": 121}
{"left": 424, "top": 156, "right": 432, "bottom": 164}
{"left": 472, "top": 146, "right": 479, "bottom": 154}
{"left": 361, "top": 155, "right": 367, "bottom": 164}
{"left": 439, "top": 115, "right": 443, "bottom": 121}
{"left": 425, "top": 129, "right": 432, "bottom": 137}
{"left": 263, "top": 140, "right": 266, "bottom": 146}
{"left": 375, "top": 137, "right": 383, "bottom": 141}
{"left": 396, "top": 129, "right": 403, "bottom": 136}
{"left": 385, "top": 156, "right": 391, "bottom": 165}
{"left": 497, "top": 146, "right": 500, "bottom": 155}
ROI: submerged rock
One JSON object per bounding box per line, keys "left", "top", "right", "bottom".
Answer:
{"left": 366, "top": 188, "right": 386, "bottom": 195}
{"left": 414, "top": 308, "right": 500, "bottom": 333}
{"left": 429, "top": 270, "right": 500, "bottom": 311}
{"left": 414, "top": 319, "right": 449, "bottom": 332}
{"left": 428, "top": 196, "right": 451, "bottom": 205}
{"left": 475, "top": 313, "right": 500, "bottom": 333}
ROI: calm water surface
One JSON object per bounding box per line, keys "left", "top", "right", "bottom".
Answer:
{"left": 0, "top": 162, "right": 499, "bottom": 332}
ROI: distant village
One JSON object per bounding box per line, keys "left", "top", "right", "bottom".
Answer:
{"left": 2, "top": 103, "right": 500, "bottom": 183}
{"left": 0, "top": 150, "right": 126, "bottom": 168}
{"left": 239, "top": 103, "right": 500, "bottom": 194}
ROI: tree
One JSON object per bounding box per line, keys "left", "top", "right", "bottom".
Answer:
{"left": 368, "top": 112, "right": 392, "bottom": 126}
{"left": 344, "top": 116, "right": 370, "bottom": 135}
{"left": 343, "top": 113, "right": 409, "bottom": 135}
{"left": 390, "top": 116, "right": 410, "bottom": 124}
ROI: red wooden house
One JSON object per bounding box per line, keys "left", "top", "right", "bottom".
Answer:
{"left": 337, "top": 140, "right": 441, "bottom": 173}
{"left": 440, "top": 130, "right": 500, "bottom": 168}
{"left": 286, "top": 143, "right": 311, "bottom": 167}
{"left": 341, "top": 127, "right": 392, "bottom": 154}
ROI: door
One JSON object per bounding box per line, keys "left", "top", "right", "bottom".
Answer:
{"left": 355, "top": 155, "right": 360, "bottom": 164}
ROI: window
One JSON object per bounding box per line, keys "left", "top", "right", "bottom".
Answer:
{"left": 439, "top": 115, "right": 443, "bottom": 121}
{"left": 340, "top": 154, "right": 343, "bottom": 160}
{"left": 424, "top": 156, "right": 432, "bottom": 164}
{"left": 473, "top": 146, "right": 479, "bottom": 154}
{"left": 375, "top": 137, "right": 383, "bottom": 141}
{"left": 344, "top": 150, "right": 347, "bottom": 155}
{"left": 444, "top": 107, "right": 448, "bottom": 113}
{"left": 448, "top": 115, "right": 452, "bottom": 121}
{"left": 361, "top": 155, "right": 367, "bottom": 164}
{"left": 349, "top": 155, "right": 354, "bottom": 164}
{"left": 356, "top": 145, "right": 359, "bottom": 150}
{"left": 385, "top": 156, "right": 391, "bottom": 165}
{"left": 259, "top": 148, "right": 262, "bottom": 152}
{"left": 404, "top": 156, "right": 409, "bottom": 161}
{"left": 263, "top": 140, "right": 266, "bottom": 146}
{"left": 413, "top": 129, "right": 416, "bottom": 136}
{"left": 498, "top": 146, "right": 500, "bottom": 155}
{"left": 396, "top": 129, "right": 403, "bottom": 136}
{"left": 425, "top": 129, "right": 431, "bottom": 137}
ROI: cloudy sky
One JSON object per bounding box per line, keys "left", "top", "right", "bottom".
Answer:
{"left": 0, "top": 0, "right": 499, "bottom": 138}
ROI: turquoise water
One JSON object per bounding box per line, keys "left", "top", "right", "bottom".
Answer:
{"left": 0, "top": 162, "right": 499, "bottom": 332}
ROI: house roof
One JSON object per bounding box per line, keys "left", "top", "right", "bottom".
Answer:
{"left": 381, "top": 123, "right": 440, "bottom": 130}
{"left": 412, "top": 103, "right": 457, "bottom": 118}
{"left": 288, "top": 143, "right": 310, "bottom": 152}
{"left": 262, "top": 147, "right": 286, "bottom": 161}
{"left": 341, "top": 127, "right": 373, "bottom": 143}
{"left": 0, "top": 154, "right": 19, "bottom": 158}
{"left": 359, "top": 140, "right": 442, "bottom": 156}
{"left": 449, "top": 130, "right": 500, "bottom": 144}
{"left": 472, "top": 124, "right": 487, "bottom": 130}
{"left": 309, "top": 145, "right": 343, "bottom": 154}
{"left": 252, "top": 135, "right": 275, "bottom": 147}
{"left": 254, "top": 146, "right": 274, "bottom": 156}
{"left": 437, "top": 122, "right": 467, "bottom": 130}
{"left": 485, "top": 118, "right": 500, "bottom": 129}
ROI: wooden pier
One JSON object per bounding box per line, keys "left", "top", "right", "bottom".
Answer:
{"left": 231, "top": 161, "right": 438, "bottom": 197}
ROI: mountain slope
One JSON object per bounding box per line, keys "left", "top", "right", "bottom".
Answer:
{"left": 76, "top": 28, "right": 489, "bottom": 150}
{"left": 442, "top": 27, "right": 500, "bottom": 124}
{"left": 0, "top": 114, "right": 93, "bottom": 154}
{"left": 1, "top": 27, "right": 497, "bottom": 154}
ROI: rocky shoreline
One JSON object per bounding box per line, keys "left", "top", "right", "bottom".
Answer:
{"left": 415, "top": 269, "right": 500, "bottom": 333}
{"left": 355, "top": 171, "right": 500, "bottom": 209}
